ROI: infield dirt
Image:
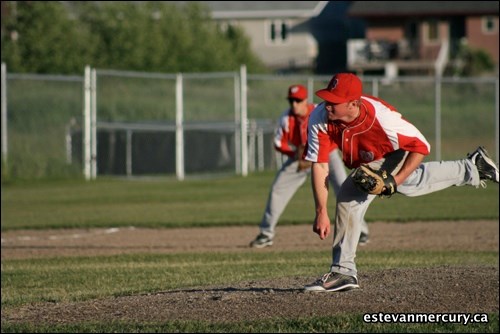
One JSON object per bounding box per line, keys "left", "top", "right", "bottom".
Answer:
{"left": 1, "top": 220, "right": 499, "bottom": 324}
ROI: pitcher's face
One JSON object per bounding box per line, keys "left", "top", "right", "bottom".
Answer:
{"left": 324, "top": 101, "right": 353, "bottom": 122}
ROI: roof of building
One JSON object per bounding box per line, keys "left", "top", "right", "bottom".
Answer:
{"left": 59, "top": 1, "right": 330, "bottom": 20}
{"left": 185, "top": 1, "right": 329, "bottom": 19}
{"left": 349, "top": 1, "right": 499, "bottom": 17}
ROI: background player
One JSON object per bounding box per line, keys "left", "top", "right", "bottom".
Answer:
{"left": 250, "top": 84, "right": 369, "bottom": 248}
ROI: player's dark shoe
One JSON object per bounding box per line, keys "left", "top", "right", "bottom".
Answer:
{"left": 249, "top": 233, "right": 273, "bottom": 248}
{"left": 358, "top": 232, "right": 370, "bottom": 246}
{"left": 467, "top": 146, "right": 499, "bottom": 184}
{"left": 304, "top": 272, "right": 359, "bottom": 292}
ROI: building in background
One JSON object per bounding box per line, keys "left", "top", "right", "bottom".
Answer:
{"left": 4, "top": 1, "right": 498, "bottom": 75}
{"left": 204, "top": 1, "right": 365, "bottom": 74}
{"left": 204, "top": 1, "right": 498, "bottom": 76}
{"left": 205, "top": 1, "right": 329, "bottom": 73}
{"left": 346, "top": 1, "right": 499, "bottom": 76}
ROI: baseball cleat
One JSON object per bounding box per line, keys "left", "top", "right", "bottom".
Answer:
{"left": 304, "top": 272, "right": 359, "bottom": 292}
{"left": 249, "top": 233, "right": 273, "bottom": 248}
{"left": 358, "top": 232, "right": 370, "bottom": 246}
{"left": 467, "top": 146, "right": 499, "bottom": 184}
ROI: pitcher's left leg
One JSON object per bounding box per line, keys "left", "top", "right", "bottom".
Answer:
{"left": 330, "top": 177, "right": 376, "bottom": 277}
{"left": 398, "top": 159, "right": 481, "bottom": 197}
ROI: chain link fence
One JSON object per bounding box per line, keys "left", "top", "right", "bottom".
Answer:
{"left": 2, "top": 63, "right": 498, "bottom": 181}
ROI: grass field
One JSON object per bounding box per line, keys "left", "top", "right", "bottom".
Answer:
{"left": 2, "top": 250, "right": 498, "bottom": 332}
{"left": 1, "top": 171, "right": 498, "bottom": 230}
{"left": 1, "top": 172, "right": 499, "bottom": 332}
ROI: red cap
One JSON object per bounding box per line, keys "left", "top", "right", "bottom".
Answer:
{"left": 315, "top": 73, "right": 362, "bottom": 103}
{"left": 287, "top": 84, "right": 308, "bottom": 100}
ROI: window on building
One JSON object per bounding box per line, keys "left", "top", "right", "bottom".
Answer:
{"left": 281, "top": 22, "right": 288, "bottom": 40}
{"left": 268, "top": 20, "right": 290, "bottom": 44}
{"left": 482, "top": 16, "right": 497, "bottom": 34}
{"left": 427, "top": 20, "right": 439, "bottom": 42}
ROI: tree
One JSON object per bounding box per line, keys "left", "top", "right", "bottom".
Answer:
{"left": 1, "top": 1, "right": 95, "bottom": 74}
{"left": 76, "top": 1, "right": 267, "bottom": 73}
{"left": 1, "top": 1, "right": 267, "bottom": 74}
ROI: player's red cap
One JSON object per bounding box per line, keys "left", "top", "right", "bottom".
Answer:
{"left": 287, "top": 84, "right": 308, "bottom": 100}
{"left": 315, "top": 73, "right": 362, "bottom": 103}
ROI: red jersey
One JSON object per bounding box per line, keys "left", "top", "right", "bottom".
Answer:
{"left": 274, "top": 103, "right": 317, "bottom": 158}
{"left": 306, "top": 95, "right": 430, "bottom": 168}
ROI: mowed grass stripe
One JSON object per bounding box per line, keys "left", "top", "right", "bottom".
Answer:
{"left": 2, "top": 250, "right": 497, "bottom": 307}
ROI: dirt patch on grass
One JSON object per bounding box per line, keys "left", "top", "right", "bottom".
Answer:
{"left": 1, "top": 220, "right": 498, "bottom": 259}
{"left": 1, "top": 221, "right": 499, "bottom": 325}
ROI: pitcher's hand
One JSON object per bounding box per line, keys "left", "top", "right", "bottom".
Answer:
{"left": 312, "top": 212, "right": 331, "bottom": 240}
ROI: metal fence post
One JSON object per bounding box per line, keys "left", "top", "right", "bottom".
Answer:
{"left": 496, "top": 77, "right": 499, "bottom": 164}
{"left": 307, "top": 76, "right": 314, "bottom": 101}
{"left": 91, "top": 68, "right": 97, "bottom": 179}
{"left": 126, "top": 130, "right": 132, "bottom": 177}
{"left": 434, "top": 76, "right": 442, "bottom": 161}
{"left": 234, "top": 72, "right": 241, "bottom": 174}
{"left": 176, "top": 73, "right": 185, "bottom": 181}
{"left": 257, "top": 127, "right": 264, "bottom": 171}
{"left": 83, "top": 65, "right": 92, "bottom": 180}
{"left": 1, "top": 63, "right": 7, "bottom": 168}
{"left": 240, "top": 65, "right": 248, "bottom": 176}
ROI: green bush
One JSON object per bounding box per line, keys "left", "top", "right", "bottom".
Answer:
{"left": 451, "top": 44, "right": 495, "bottom": 76}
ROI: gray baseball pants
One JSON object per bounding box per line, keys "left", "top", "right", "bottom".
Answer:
{"left": 330, "top": 149, "right": 482, "bottom": 277}
{"left": 259, "top": 149, "right": 370, "bottom": 239}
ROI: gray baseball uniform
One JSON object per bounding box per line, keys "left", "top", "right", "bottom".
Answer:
{"left": 302, "top": 72, "right": 498, "bottom": 292}
{"left": 331, "top": 150, "right": 481, "bottom": 277}
{"left": 307, "top": 97, "right": 484, "bottom": 277}
{"left": 258, "top": 148, "right": 370, "bottom": 240}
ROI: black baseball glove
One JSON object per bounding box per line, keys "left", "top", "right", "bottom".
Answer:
{"left": 351, "top": 164, "right": 397, "bottom": 198}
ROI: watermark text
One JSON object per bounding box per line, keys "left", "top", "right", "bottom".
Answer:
{"left": 363, "top": 312, "right": 489, "bottom": 325}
